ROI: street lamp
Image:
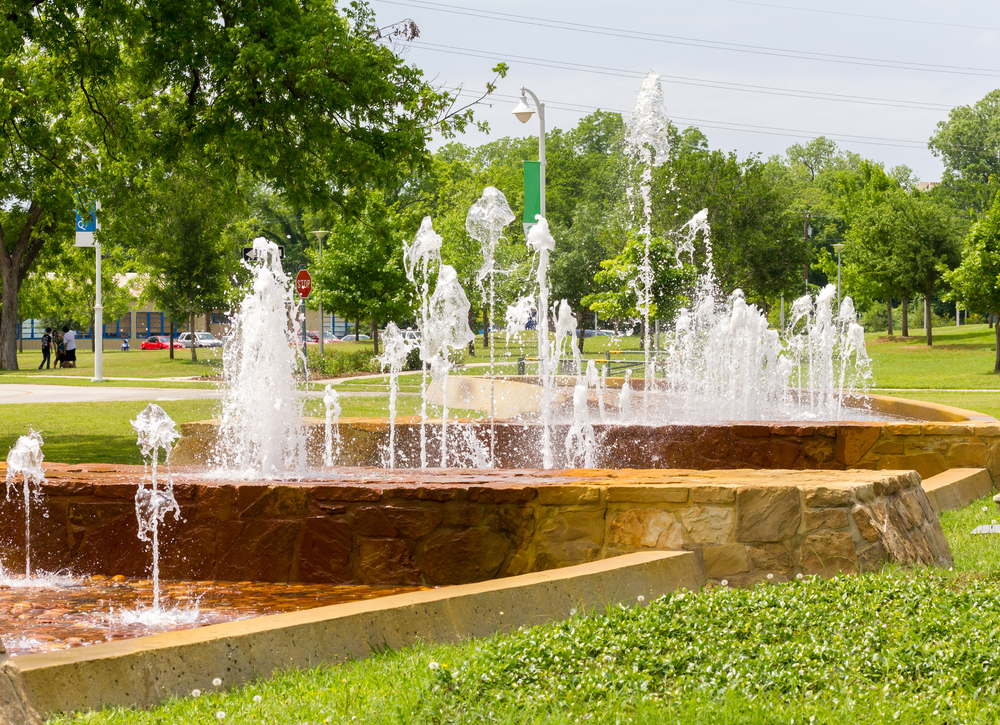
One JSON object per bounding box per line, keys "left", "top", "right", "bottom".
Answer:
{"left": 80, "top": 141, "right": 105, "bottom": 383}
{"left": 512, "top": 87, "right": 546, "bottom": 224}
{"left": 309, "top": 230, "right": 329, "bottom": 355}
{"left": 833, "top": 243, "right": 845, "bottom": 312}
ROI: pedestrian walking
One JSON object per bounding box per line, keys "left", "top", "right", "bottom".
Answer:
{"left": 38, "top": 328, "right": 52, "bottom": 370}
{"left": 62, "top": 326, "right": 77, "bottom": 368}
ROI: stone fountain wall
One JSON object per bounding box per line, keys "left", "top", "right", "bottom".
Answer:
{"left": 0, "top": 464, "right": 950, "bottom": 587}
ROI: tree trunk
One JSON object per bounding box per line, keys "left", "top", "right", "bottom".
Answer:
{"left": 483, "top": 308, "right": 489, "bottom": 350}
{"left": 169, "top": 321, "right": 175, "bottom": 360}
{"left": 190, "top": 311, "right": 197, "bottom": 362}
{"left": 355, "top": 317, "right": 360, "bottom": 343}
{"left": 924, "top": 294, "right": 933, "bottom": 346}
{"left": 886, "top": 298, "right": 893, "bottom": 336}
{"left": 901, "top": 298, "right": 909, "bottom": 337}
{"left": 995, "top": 315, "right": 1000, "bottom": 373}
{"left": 0, "top": 203, "right": 48, "bottom": 370}
{"left": 371, "top": 315, "right": 379, "bottom": 357}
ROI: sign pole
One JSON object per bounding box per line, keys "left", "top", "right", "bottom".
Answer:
{"left": 94, "top": 237, "right": 103, "bottom": 382}
{"left": 295, "top": 268, "right": 313, "bottom": 379}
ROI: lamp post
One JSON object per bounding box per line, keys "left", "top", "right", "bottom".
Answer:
{"left": 833, "top": 243, "right": 845, "bottom": 312}
{"left": 82, "top": 141, "right": 104, "bottom": 383}
{"left": 309, "top": 230, "right": 329, "bottom": 355}
{"left": 512, "top": 87, "right": 546, "bottom": 223}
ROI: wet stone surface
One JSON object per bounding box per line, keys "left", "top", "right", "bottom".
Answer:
{"left": 0, "top": 575, "right": 424, "bottom": 656}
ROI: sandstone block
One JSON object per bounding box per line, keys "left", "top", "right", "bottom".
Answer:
{"left": 606, "top": 486, "right": 689, "bottom": 503}
{"left": 536, "top": 486, "right": 600, "bottom": 506}
{"left": 608, "top": 508, "right": 684, "bottom": 549}
{"left": 382, "top": 505, "right": 444, "bottom": 539}
{"left": 883, "top": 423, "right": 922, "bottom": 436}
{"left": 422, "top": 528, "right": 508, "bottom": 584}
{"left": 703, "top": 544, "right": 750, "bottom": 577}
{"left": 872, "top": 441, "right": 904, "bottom": 455}
{"left": 800, "top": 438, "right": 835, "bottom": 464}
{"left": 678, "top": 506, "right": 735, "bottom": 545}
{"left": 803, "top": 508, "right": 849, "bottom": 532}
{"left": 297, "top": 516, "right": 353, "bottom": 583}
{"left": 239, "top": 486, "right": 309, "bottom": 517}
{"left": 803, "top": 485, "right": 855, "bottom": 508}
{"left": 353, "top": 506, "right": 398, "bottom": 537}
{"left": 358, "top": 538, "right": 420, "bottom": 585}
{"left": 442, "top": 502, "right": 484, "bottom": 526}
{"left": 947, "top": 442, "right": 991, "bottom": 468}
{"left": 0, "top": 656, "right": 42, "bottom": 725}
{"left": 835, "top": 426, "right": 881, "bottom": 465}
{"left": 798, "top": 531, "right": 858, "bottom": 575}
{"left": 877, "top": 452, "right": 947, "bottom": 480}
{"left": 735, "top": 486, "right": 801, "bottom": 542}
{"left": 691, "top": 486, "right": 736, "bottom": 504}
{"left": 216, "top": 519, "right": 301, "bottom": 582}
{"left": 857, "top": 541, "right": 889, "bottom": 572}
{"left": 537, "top": 510, "right": 606, "bottom": 545}
{"left": 747, "top": 543, "right": 793, "bottom": 573}
{"left": 733, "top": 425, "right": 770, "bottom": 438}
{"left": 852, "top": 506, "right": 881, "bottom": 542}
{"left": 922, "top": 424, "right": 975, "bottom": 436}
{"left": 534, "top": 540, "right": 601, "bottom": 571}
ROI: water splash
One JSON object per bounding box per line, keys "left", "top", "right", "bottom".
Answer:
{"left": 215, "top": 237, "right": 306, "bottom": 478}
{"left": 565, "top": 382, "right": 596, "bottom": 468}
{"left": 425, "top": 265, "right": 475, "bottom": 467}
{"left": 505, "top": 295, "right": 535, "bottom": 343}
{"left": 468, "top": 186, "right": 516, "bottom": 467}
{"left": 404, "top": 218, "right": 444, "bottom": 469}
{"left": 378, "top": 323, "right": 411, "bottom": 468}
{"left": 626, "top": 71, "right": 672, "bottom": 413}
{"left": 620, "top": 369, "right": 633, "bottom": 423}
{"left": 526, "top": 217, "right": 557, "bottom": 469}
{"left": 5, "top": 431, "right": 45, "bottom": 577}
{"left": 323, "top": 385, "right": 342, "bottom": 467}
{"left": 131, "top": 404, "right": 181, "bottom": 611}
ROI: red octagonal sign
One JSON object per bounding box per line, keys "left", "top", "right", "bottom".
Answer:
{"left": 295, "top": 269, "right": 312, "bottom": 299}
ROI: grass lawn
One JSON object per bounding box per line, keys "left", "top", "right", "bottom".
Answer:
{"left": 47, "top": 496, "right": 1000, "bottom": 725}
{"left": 3, "top": 349, "right": 223, "bottom": 380}
{"left": 866, "top": 323, "right": 1000, "bottom": 390}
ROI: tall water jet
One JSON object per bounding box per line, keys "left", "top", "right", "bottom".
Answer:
{"left": 5, "top": 431, "right": 44, "bottom": 577}
{"left": 215, "top": 237, "right": 306, "bottom": 477}
{"left": 131, "top": 404, "right": 180, "bottom": 611}
{"left": 467, "top": 186, "right": 516, "bottom": 467}
{"left": 526, "top": 217, "right": 557, "bottom": 468}
{"left": 404, "top": 217, "right": 443, "bottom": 469}
{"left": 425, "top": 264, "right": 475, "bottom": 467}
{"left": 378, "top": 323, "right": 411, "bottom": 468}
{"left": 620, "top": 369, "right": 633, "bottom": 423}
{"left": 626, "top": 71, "right": 672, "bottom": 411}
{"left": 566, "top": 381, "right": 596, "bottom": 468}
{"left": 323, "top": 385, "right": 342, "bottom": 467}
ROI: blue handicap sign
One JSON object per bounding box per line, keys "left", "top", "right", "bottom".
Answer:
{"left": 75, "top": 209, "right": 97, "bottom": 232}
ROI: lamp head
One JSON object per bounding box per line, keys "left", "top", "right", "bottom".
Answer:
{"left": 512, "top": 93, "right": 534, "bottom": 124}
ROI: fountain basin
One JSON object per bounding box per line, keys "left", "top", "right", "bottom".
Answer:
{"left": 0, "top": 463, "right": 950, "bottom": 590}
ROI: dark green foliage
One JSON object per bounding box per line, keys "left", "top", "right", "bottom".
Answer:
{"left": 305, "top": 347, "right": 377, "bottom": 377}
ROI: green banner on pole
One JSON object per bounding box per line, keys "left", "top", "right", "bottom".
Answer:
{"left": 522, "top": 160, "right": 541, "bottom": 224}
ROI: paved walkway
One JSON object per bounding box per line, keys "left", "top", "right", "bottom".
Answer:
{"left": 0, "top": 384, "right": 221, "bottom": 405}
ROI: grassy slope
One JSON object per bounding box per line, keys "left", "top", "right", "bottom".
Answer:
{"left": 47, "top": 496, "right": 1000, "bottom": 725}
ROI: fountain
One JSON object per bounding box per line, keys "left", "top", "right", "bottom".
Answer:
{"left": 5, "top": 431, "right": 45, "bottom": 578}
{"left": 378, "top": 323, "right": 410, "bottom": 468}
{"left": 323, "top": 384, "right": 342, "bottom": 467}
{"left": 468, "top": 186, "right": 517, "bottom": 467}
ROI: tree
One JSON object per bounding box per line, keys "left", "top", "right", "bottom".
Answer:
{"left": 930, "top": 90, "right": 1000, "bottom": 212}
{"left": 1, "top": 0, "right": 482, "bottom": 368}
{"left": 117, "top": 157, "right": 245, "bottom": 361}
{"left": 944, "top": 195, "right": 1000, "bottom": 370}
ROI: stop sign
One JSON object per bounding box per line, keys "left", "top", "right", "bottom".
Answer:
{"left": 295, "top": 269, "right": 312, "bottom": 298}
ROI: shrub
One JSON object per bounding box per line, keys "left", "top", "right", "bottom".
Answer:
{"left": 305, "top": 347, "right": 376, "bottom": 377}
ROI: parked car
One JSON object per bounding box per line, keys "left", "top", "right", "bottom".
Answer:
{"left": 339, "top": 333, "right": 371, "bottom": 342}
{"left": 176, "top": 332, "right": 224, "bottom": 348}
{"left": 140, "top": 335, "right": 184, "bottom": 350}
{"left": 304, "top": 330, "right": 340, "bottom": 344}
{"left": 583, "top": 329, "right": 617, "bottom": 338}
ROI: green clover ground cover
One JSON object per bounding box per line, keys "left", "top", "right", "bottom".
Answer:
{"left": 49, "top": 504, "right": 1000, "bottom": 725}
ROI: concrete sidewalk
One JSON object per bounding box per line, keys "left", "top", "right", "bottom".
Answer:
{"left": 0, "top": 384, "right": 221, "bottom": 405}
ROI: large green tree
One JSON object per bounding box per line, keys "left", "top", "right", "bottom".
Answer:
{"left": 930, "top": 90, "right": 1000, "bottom": 213}
{"left": 944, "top": 195, "right": 1000, "bottom": 370}
{"left": 0, "top": 0, "right": 473, "bottom": 369}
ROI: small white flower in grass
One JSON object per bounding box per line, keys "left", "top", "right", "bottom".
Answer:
{"left": 216, "top": 712, "right": 226, "bottom": 721}
{"left": 720, "top": 580, "right": 728, "bottom": 586}
{"left": 213, "top": 677, "right": 222, "bottom": 687}
{"left": 570, "top": 608, "right": 576, "bottom": 616}
{"left": 767, "top": 573, "right": 774, "bottom": 580}
{"left": 253, "top": 695, "right": 262, "bottom": 704}
{"left": 429, "top": 661, "right": 440, "bottom": 671}
{"left": 191, "top": 690, "right": 201, "bottom": 698}
{"left": 983, "top": 507, "right": 989, "bottom": 512}
{"left": 637, "top": 595, "right": 644, "bottom": 602}
{"left": 796, "top": 573, "right": 803, "bottom": 580}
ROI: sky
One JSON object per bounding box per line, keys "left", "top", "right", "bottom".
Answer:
{"left": 369, "top": 0, "right": 1000, "bottom": 181}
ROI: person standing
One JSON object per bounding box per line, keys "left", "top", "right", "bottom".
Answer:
{"left": 54, "top": 332, "right": 65, "bottom": 368}
{"left": 38, "top": 328, "right": 52, "bottom": 370}
{"left": 62, "top": 326, "right": 77, "bottom": 368}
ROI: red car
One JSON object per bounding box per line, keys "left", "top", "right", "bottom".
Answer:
{"left": 141, "top": 335, "right": 184, "bottom": 350}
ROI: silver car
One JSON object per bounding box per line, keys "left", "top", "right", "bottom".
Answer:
{"left": 176, "top": 332, "right": 223, "bottom": 348}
